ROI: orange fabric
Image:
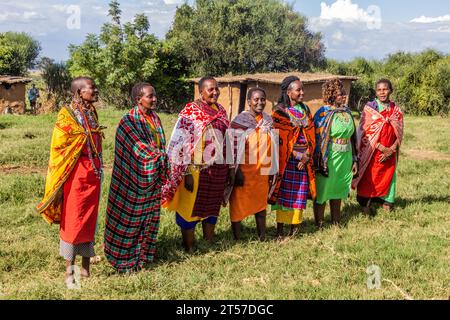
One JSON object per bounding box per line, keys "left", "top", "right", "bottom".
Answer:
{"left": 269, "top": 107, "right": 316, "bottom": 204}
{"left": 229, "top": 127, "right": 270, "bottom": 222}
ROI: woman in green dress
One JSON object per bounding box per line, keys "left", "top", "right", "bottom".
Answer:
{"left": 313, "top": 78, "right": 358, "bottom": 227}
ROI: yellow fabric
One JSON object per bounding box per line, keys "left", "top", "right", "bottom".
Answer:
{"left": 275, "top": 209, "right": 303, "bottom": 225}
{"left": 145, "top": 116, "right": 161, "bottom": 148}
{"left": 164, "top": 104, "right": 221, "bottom": 221}
{"left": 162, "top": 165, "right": 202, "bottom": 222}
{"left": 35, "top": 106, "right": 87, "bottom": 224}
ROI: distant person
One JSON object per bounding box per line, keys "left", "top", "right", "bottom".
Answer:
{"left": 226, "top": 88, "right": 274, "bottom": 241}
{"left": 352, "top": 79, "right": 404, "bottom": 213}
{"left": 28, "top": 84, "right": 40, "bottom": 114}
{"left": 36, "top": 77, "right": 103, "bottom": 285}
{"left": 313, "top": 78, "right": 358, "bottom": 227}
{"left": 104, "top": 83, "right": 169, "bottom": 272}
{"left": 269, "top": 76, "right": 317, "bottom": 237}
{"left": 162, "top": 76, "right": 231, "bottom": 253}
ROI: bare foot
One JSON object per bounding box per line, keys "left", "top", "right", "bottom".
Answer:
{"left": 90, "top": 255, "right": 101, "bottom": 264}
{"left": 80, "top": 269, "right": 90, "bottom": 278}
{"left": 362, "top": 206, "right": 370, "bottom": 215}
{"left": 382, "top": 203, "right": 393, "bottom": 212}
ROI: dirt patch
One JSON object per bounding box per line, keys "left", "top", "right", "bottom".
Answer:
{"left": 0, "top": 165, "right": 113, "bottom": 175}
{"left": 0, "top": 165, "right": 47, "bottom": 175}
{"left": 405, "top": 149, "right": 450, "bottom": 161}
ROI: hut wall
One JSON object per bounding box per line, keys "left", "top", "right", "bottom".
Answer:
{"left": 193, "top": 78, "right": 353, "bottom": 119}
{"left": 194, "top": 83, "right": 241, "bottom": 119}
{"left": 0, "top": 83, "right": 26, "bottom": 114}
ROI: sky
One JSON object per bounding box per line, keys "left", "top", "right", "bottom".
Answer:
{"left": 0, "top": 0, "right": 449, "bottom": 62}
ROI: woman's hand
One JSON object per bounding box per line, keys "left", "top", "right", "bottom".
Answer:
{"left": 297, "top": 153, "right": 310, "bottom": 171}
{"left": 352, "top": 162, "right": 358, "bottom": 176}
{"left": 378, "top": 144, "right": 394, "bottom": 163}
{"left": 234, "top": 168, "right": 244, "bottom": 187}
{"left": 184, "top": 173, "right": 194, "bottom": 193}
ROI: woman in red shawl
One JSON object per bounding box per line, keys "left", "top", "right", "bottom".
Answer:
{"left": 162, "top": 77, "right": 231, "bottom": 252}
{"left": 352, "top": 79, "right": 404, "bottom": 214}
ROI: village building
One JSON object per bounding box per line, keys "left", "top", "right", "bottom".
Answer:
{"left": 0, "top": 76, "right": 32, "bottom": 115}
{"left": 190, "top": 72, "right": 358, "bottom": 119}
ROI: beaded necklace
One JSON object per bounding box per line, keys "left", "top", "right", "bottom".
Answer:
{"left": 73, "top": 102, "right": 103, "bottom": 180}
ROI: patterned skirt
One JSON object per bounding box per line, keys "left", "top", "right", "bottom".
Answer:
{"left": 277, "top": 155, "right": 309, "bottom": 210}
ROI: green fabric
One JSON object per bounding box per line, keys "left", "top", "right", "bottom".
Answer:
{"left": 375, "top": 98, "right": 389, "bottom": 112}
{"left": 381, "top": 169, "right": 396, "bottom": 204}
{"left": 316, "top": 112, "right": 355, "bottom": 204}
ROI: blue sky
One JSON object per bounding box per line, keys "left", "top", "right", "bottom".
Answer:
{"left": 0, "top": 0, "right": 449, "bottom": 62}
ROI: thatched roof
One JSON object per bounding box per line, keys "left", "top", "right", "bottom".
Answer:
{"left": 190, "top": 72, "right": 359, "bottom": 85}
{"left": 0, "top": 76, "right": 33, "bottom": 85}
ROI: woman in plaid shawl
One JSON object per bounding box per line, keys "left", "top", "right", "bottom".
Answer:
{"left": 269, "top": 76, "right": 317, "bottom": 237}
{"left": 104, "top": 83, "right": 168, "bottom": 272}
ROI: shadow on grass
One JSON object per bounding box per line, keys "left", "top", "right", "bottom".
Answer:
{"left": 140, "top": 194, "right": 450, "bottom": 268}
{"left": 394, "top": 195, "right": 450, "bottom": 208}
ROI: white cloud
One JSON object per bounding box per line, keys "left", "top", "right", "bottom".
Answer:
{"left": 410, "top": 15, "right": 450, "bottom": 24}
{"left": 163, "top": 0, "right": 184, "bottom": 4}
{"left": 428, "top": 26, "right": 450, "bottom": 33}
{"left": 332, "top": 31, "right": 344, "bottom": 43}
{"left": 319, "top": 0, "right": 380, "bottom": 25}
{"left": 23, "top": 11, "right": 44, "bottom": 20}
{"left": 0, "top": 0, "right": 183, "bottom": 61}
{"left": 0, "top": 12, "right": 21, "bottom": 22}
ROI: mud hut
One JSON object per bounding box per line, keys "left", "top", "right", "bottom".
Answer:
{"left": 190, "top": 72, "right": 358, "bottom": 119}
{"left": 0, "top": 76, "right": 32, "bottom": 115}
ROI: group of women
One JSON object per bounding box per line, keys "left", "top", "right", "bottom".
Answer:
{"left": 36, "top": 74, "right": 404, "bottom": 281}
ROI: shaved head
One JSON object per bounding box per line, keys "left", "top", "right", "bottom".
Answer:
{"left": 71, "top": 76, "right": 94, "bottom": 95}
{"left": 71, "top": 76, "right": 99, "bottom": 103}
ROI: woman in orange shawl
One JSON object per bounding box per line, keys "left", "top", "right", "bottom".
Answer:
{"left": 36, "top": 77, "right": 103, "bottom": 283}
{"left": 269, "top": 76, "right": 316, "bottom": 237}
{"left": 226, "top": 88, "right": 275, "bottom": 241}
{"left": 352, "top": 79, "right": 404, "bottom": 213}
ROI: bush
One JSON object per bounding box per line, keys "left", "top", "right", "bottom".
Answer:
{"left": 323, "top": 49, "right": 449, "bottom": 116}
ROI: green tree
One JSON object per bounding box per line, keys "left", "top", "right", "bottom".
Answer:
{"left": 40, "top": 58, "right": 72, "bottom": 110}
{"left": 167, "top": 0, "right": 325, "bottom": 76}
{"left": 68, "top": 1, "right": 189, "bottom": 110}
{"left": 0, "top": 32, "right": 41, "bottom": 75}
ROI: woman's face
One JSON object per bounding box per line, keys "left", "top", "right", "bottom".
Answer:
{"left": 287, "top": 80, "right": 304, "bottom": 105}
{"left": 79, "top": 79, "right": 99, "bottom": 103}
{"left": 376, "top": 83, "right": 391, "bottom": 103}
{"left": 334, "top": 88, "right": 347, "bottom": 107}
{"left": 248, "top": 90, "right": 266, "bottom": 115}
{"left": 200, "top": 80, "right": 220, "bottom": 105}
{"left": 138, "top": 86, "right": 157, "bottom": 111}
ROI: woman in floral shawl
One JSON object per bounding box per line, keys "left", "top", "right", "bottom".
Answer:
{"left": 352, "top": 79, "right": 404, "bottom": 213}
{"left": 313, "top": 78, "right": 358, "bottom": 227}
{"left": 162, "top": 77, "right": 230, "bottom": 252}
{"left": 226, "top": 88, "right": 275, "bottom": 241}
{"left": 269, "top": 76, "right": 316, "bottom": 237}
{"left": 104, "top": 83, "right": 168, "bottom": 273}
{"left": 36, "top": 77, "right": 103, "bottom": 282}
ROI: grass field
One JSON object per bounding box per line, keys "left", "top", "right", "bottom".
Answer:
{"left": 0, "top": 109, "right": 449, "bottom": 300}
